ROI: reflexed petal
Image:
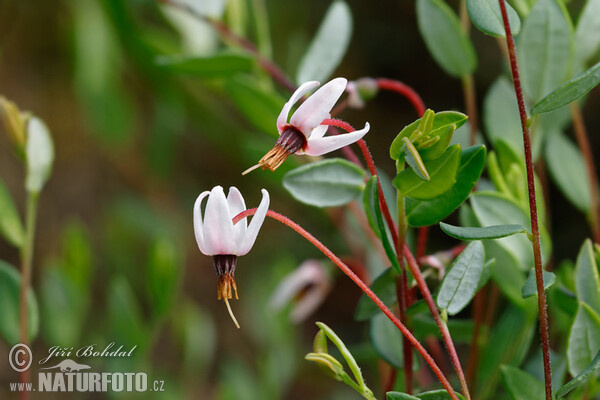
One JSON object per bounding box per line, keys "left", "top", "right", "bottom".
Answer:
{"left": 227, "top": 186, "right": 247, "bottom": 243}
{"left": 303, "top": 122, "right": 370, "bottom": 156}
{"left": 193, "top": 191, "right": 211, "bottom": 255}
{"left": 203, "top": 186, "right": 237, "bottom": 255}
{"left": 277, "top": 81, "right": 320, "bottom": 133}
{"left": 237, "top": 188, "right": 270, "bottom": 255}
{"left": 290, "top": 77, "right": 347, "bottom": 135}
{"left": 307, "top": 124, "right": 329, "bottom": 140}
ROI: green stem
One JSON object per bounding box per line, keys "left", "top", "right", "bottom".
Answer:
{"left": 462, "top": 75, "right": 478, "bottom": 146}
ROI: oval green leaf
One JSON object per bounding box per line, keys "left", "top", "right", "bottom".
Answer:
{"left": 393, "top": 145, "right": 461, "bottom": 200}
{"left": 574, "top": 0, "right": 600, "bottom": 66}
{"left": 370, "top": 312, "right": 404, "bottom": 368}
{"left": 406, "top": 145, "right": 486, "bottom": 227}
{"left": 155, "top": 52, "right": 254, "bottom": 77}
{"left": 414, "top": 390, "right": 466, "bottom": 400}
{"left": 517, "top": 0, "right": 573, "bottom": 101}
{"left": 0, "top": 261, "right": 39, "bottom": 345}
{"left": 440, "top": 222, "right": 528, "bottom": 241}
{"left": 0, "top": 179, "right": 24, "bottom": 247}
{"left": 567, "top": 302, "right": 600, "bottom": 376}
{"left": 416, "top": 0, "right": 477, "bottom": 77}
{"left": 25, "top": 116, "right": 54, "bottom": 194}
{"left": 532, "top": 61, "right": 600, "bottom": 114}
{"left": 296, "top": 1, "right": 352, "bottom": 84}
{"left": 500, "top": 365, "right": 545, "bottom": 400}
{"left": 437, "top": 241, "right": 485, "bottom": 315}
{"left": 355, "top": 268, "right": 397, "bottom": 321}
{"left": 556, "top": 350, "right": 600, "bottom": 398}
{"left": 387, "top": 393, "right": 420, "bottom": 400}
{"left": 467, "top": 0, "right": 521, "bottom": 37}
{"left": 483, "top": 77, "right": 523, "bottom": 152}
{"left": 283, "top": 158, "right": 366, "bottom": 207}
{"left": 575, "top": 239, "right": 600, "bottom": 315}
{"left": 521, "top": 267, "right": 556, "bottom": 298}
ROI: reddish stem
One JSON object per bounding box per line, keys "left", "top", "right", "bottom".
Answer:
{"left": 416, "top": 227, "right": 429, "bottom": 260}
{"left": 498, "top": 1, "right": 552, "bottom": 398}
{"left": 233, "top": 209, "right": 460, "bottom": 400}
{"left": 376, "top": 78, "right": 427, "bottom": 116}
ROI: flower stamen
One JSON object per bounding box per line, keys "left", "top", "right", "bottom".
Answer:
{"left": 242, "top": 127, "right": 307, "bottom": 174}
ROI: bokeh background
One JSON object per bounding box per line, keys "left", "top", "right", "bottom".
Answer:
{"left": 0, "top": 0, "right": 598, "bottom": 399}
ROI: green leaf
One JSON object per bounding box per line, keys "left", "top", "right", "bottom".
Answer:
{"left": 25, "top": 116, "right": 54, "bottom": 193}
{"left": 416, "top": 0, "right": 477, "bottom": 77}
{"left": 226, "top": 75, "right": 285, "bottom": 135}
{"left": 567, "top": 302, "right": 600, "bottom": 376}
{"left": 521, "top": 267, "right": 556, "bottom": 298}
{"left": 467, "top": 0, "right": 521, "bottom": 37}
{"left": 517, "top": 0, "right": 573, "bottom": 101}
{"left": 363, "top": 176, "right": 400, "bottom": 271}
{"left": 483, "top": 77, "right": 523, "bottom": 152}
{"left": 0, "top": 261, "right": 39, "bottom": 345}
{"left": 574, "top": 0, "right": 600, "bottom": 66}
{"left": 355, "top": 268, "right": 397, "bottom": 321}
{"left": 556, "top": 350, "right": 600, "bottom": 398}
{"left": 387, "top": 393, "right": 420, "bottom": 400}
{"left": 155, "top": 52, "right": 254, "bottom": 77}
{"left": 390, "top": 111, "right": 468, "bottom": 160}
{"left": 532, "top": 62, "right": 600, "bottom": 114}
{"left": 418, "top": 125, "right": 456, "bottom": 161}
{"left": 437, "top": 241, "right": 485, "bottom": 315}
{"left": 147, "top": 238, "right": 180, "bottom": 320}
{"left": 440, "top": 222, "right": 528, "bottom": 241}
{"left": 406, "top": 145, "right": 486, "bottom": 227}
{"left": 393, "top": 145, "right": 461, "bottom": 200}
{"left": 296, "top": 1, "right": 352, "bottom": 84}
{"left": 545, "top": 131, "right": 591, "bottom": 212}
{"left": 370, "top": 312, "right": 404, "bottom": 368}
{"left": 413, "top": 390, "right": 466, "bottom": 400}
{"left": 283, "top": 158, "right": 366, "bottom": 207}
{"left": 107, "top": 276, "right": 147, "bottom": 350}
{"left": 500, "top": 365, "right": 545, "bottom": 400}
{"left": 404, "top": 138, "right": 430, "bottom": 181}
{"left": 0, "top": 179, "right": 24, "bottom": 247}
{"left": 575, "top": 239, "right": 600, "bottom": 315}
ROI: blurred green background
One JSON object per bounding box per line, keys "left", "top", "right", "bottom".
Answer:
{"left": 0, "top": 0, "right": 598, "bottom": 399}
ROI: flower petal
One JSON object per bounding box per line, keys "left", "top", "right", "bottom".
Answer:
{"left": 203, "top": 186, "right": 237, "bottom": 255}
{"left": 307, "top": 124, "right": 329, "bottom": 140}
{"left": 290, "top": 77, "right": 347, "bottom": 135}
{"left": 303, "top": 122, "right": 370, "bottom": 156}
{"left": 193, "top": 190, "right": 211, "bottom": 255}
{"left": 237, "top": 188, "right": 269, "bottom": 255}
{"left": 227, "top": 186, "right": 247, "bottom": 243}
{"left": 277, "top": 81, "right": 320, "bottom": 133}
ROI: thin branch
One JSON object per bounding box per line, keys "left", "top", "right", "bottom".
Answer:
{"left": 498, "top": 1, "right": 552, "bottom": 398}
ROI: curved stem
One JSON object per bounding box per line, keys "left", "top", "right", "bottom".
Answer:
{"left": 498, "top": 1, "right": 552, "bottom": 399}
{"left": 233, "top": 209, "right": 459, "bottom": 400}
{"left": 376, "top": 78, "right": 426, "bottom": 117}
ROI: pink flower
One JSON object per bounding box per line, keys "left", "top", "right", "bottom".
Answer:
{"left": 193, "top": 185, "right": 269, "bottom": 328}
{"left": 243, "top": 78, "right": 370, "bottom": 174}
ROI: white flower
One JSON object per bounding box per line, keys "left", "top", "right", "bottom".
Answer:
{"left": 193, "top": 185, "right": 269, "bottom": 328}
{"left": 243, "top": 77, "right": 370, "bottom": 174}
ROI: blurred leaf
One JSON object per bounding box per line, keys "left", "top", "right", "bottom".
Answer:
{"left": 522, "top": 267, "right": 556, "bottom": 298}
{"left": 517, "top": 0, "right": 572, "bottom": 101}
{"left": 283, "top": 158, "right": 366, "bottom": 207}
{"left": 440, "top": 223, "right": 528, "bottom": 240}
{"left": 387, "top": 393, "right": 420, "bottom": 400}
{"left": 556, "top": 350, "right": 600, "bottom": 398}
{"left": 437, "top": 241, "right": 484, "bottom": 315}
{"left": 407, "top": 302, "right": 474, "bottom": 342}
{"left": 160, "top": 3, "right": 218, "bottom": 55}
{"left": 147, "top": 238, "right": 180, "bottom": 320}
{"left": 483, "top": 77, "right": 523, "bottom": 152}
{"left": 226, "top": 75, "right": 285, "bottom": 135}
{"left": 467, "top": 0, "right": 521, "bottom": 37}
{"left": 0, "top": 260, "right": 38, "bottom": 345}
{"left": 545, "top": 131, "right": 591, "bottom": 212}
{"left": 0, "top": 179, "right": 23, "bottom": 247}
{"left": 406, "top": 145, "right": 485, "bottom": 227}
{"left": 219, "top": 359, "right": 261, "bottom": 400}
{"left": 575, "top": 239, "right": 600, "bottom": 315}
{"left": 40, "top": 266, "right": 87, "bottom": 346}
{"left": 370, "top": 312, "right": 404, "bottom": 368}
{"left": 500, "top": 365, "right": 545, "bottom": 400}
{"left": 413, "top": 390, "right": 466, "bottom": 400}
{"left": 355, "top": 268, "right": 397, "bottom": 321}
{"left": 416, "top": 0, "right": 477, "bottom": 77}
{"left": 296, "top": 1, "right": 352, "bottom": 84}
{"left": 147, "top": 93, "right": 185, "bottom": 177}
{"left": 567, "top": 302, "right": 600, "bottom": 376}
{"left": 155, "top": 52, "right": 254, "bottom": 77}
{"left": 25, "top": 117, "right": 54, "bottom": 194}
{"left": 173, "top": 0, "right": 226, "bottom": 19}
{"left": 393, "top": 145, "right": 461, "bottom": 200}
{"left": 390, "top": 111, "right": 467, "bottom": 160}
{"left": 532, "top": 62, "right": 600, "bottom": 114}
{"left": 477, "top": 306, "right": 536, "bottom": 399}
{"left": 574, "top": 0, "right": 600, "bottom": 66}
{"left": 363, "top": 176, "right": 399, "bottom": 271}
{"left": 61, "top": 221, "right": 93, "bottom": 289}
{"left": 107, "top": 276, "right": 147, "bottom": 350}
